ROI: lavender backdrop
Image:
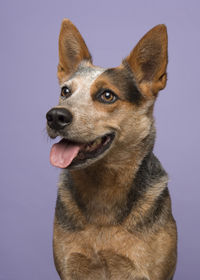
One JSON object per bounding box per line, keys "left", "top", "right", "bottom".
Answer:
{"left": 0, "top": 0, "right": 199, "bottom": 279}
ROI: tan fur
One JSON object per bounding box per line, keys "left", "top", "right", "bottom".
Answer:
{"left": 58, "top": 19, "right": 92, "bottom": 83}
{"left": 125, "top": 24, "right": 168, "bottom": 95}
{"left": 54, "top": 222, "right": 176, "bottom": 280}
{"left": 48, "top": 19, "right": 177, "bottom": 280}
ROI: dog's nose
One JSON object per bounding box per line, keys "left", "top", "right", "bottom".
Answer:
{"left": 46, "top": 108, "right": 73, "bottom": 130}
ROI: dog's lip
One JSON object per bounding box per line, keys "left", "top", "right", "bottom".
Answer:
{"left": 60, "top": 132, "right": 115, "bottom": 148}
{"left": 49, "top": 132, "right": 115, "bottom": 169}
{"left": 69, "top": 132, "right": 115, "bottom": 167}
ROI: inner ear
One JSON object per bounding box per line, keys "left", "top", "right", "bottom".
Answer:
{"left": 123, "top": 24, "right": 168, "bottom": 95}
{"left": 58, "top": 19, "right": 92, "bottom": 82}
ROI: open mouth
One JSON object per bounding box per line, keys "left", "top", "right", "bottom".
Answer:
{"left": 50, "top": 133, "right": 115, "bottom": 168}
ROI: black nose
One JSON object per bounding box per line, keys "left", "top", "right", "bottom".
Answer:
{"left": 46, "top": 108, "right": 73, "bottom": 130}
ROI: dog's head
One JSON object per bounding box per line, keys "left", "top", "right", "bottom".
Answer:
{"left": 46, "top": 19, "right": 168, "bottom": 170}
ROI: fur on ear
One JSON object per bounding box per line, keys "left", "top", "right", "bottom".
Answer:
{"left": 57, "top": 19, "right": 92, "bottom": 83}
{"left": 123, "top": 24, "right": 168, "bottom": 96}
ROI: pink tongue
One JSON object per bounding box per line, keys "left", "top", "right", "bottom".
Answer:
{"left": 50, "top": 141, "right": 81, "bottom": 168}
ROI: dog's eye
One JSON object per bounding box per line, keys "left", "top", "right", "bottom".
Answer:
{"left": 99, "top": 91, "right": 117, "bottom": 104}
{"left": 61, "top": 86, "right": 71, "bottom": 98}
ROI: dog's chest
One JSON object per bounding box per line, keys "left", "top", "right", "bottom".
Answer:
{"left": 54, "top": 223, "right": 161, "bottom": 267}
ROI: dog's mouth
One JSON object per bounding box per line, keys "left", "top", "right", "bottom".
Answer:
{"left": 50, "top": 133, "right": 115, "bottom": 168}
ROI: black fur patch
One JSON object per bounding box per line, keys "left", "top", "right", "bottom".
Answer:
{"left": 101, "top": 66, "right": 143, "bottom": 105}
{"left": 135, "top": 187, "right": 169, "bottom": 230}
{"left": 152, "top": 187, "right": 169, "bottom": 220}
{"left": 116, "top": 152, "right": 168, "bottom": 226}
{"left": 67, "top": 174, "right": 87, "bottom": 214}
{"left": 55, "top": 194, "right": 83, "bottom": 231}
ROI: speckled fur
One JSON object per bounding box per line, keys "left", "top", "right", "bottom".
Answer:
{"left": 47, "top": 19, "right": 177, "bottom": 280}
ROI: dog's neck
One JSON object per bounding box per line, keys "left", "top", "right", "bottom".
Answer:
{"left": 69, "top": 132, "right": 156, "bottom": 226}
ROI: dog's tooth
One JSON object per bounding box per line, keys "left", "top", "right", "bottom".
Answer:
{"left": 88, "top": 141, "right": 98, "bottom": 151}
{"left": 82, "top": 138, "right": 103, "bottom": 153}
{"left": 103, "top": 137, "right": 110, "bottom": 145}
{"left": 91, "top": 141, "right": 97, "bottom": 147}
{"left": 95, "top": 138, "right": 101, "bottom": 146}
{"left": 89, "top": 143, "right": 94, "bottom": 148}
{"left": 85, "top": 145, "right": 91, "bottom": 151}
{"left": 90, "top": 143, "right": 97, "bottom": 150}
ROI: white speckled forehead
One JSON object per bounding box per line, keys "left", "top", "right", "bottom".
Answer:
{"left": 60, "top": 61, "right": 106, "bottom": 89}
{"left": 58, "top": 62, "right": 107, "bottom": 115}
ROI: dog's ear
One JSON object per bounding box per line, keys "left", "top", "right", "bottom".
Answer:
{"left": 57, "top": 19, "right": 92, "bottom": 83}
{"left": 123, "top": 24, "right": 168, "bottom": 96}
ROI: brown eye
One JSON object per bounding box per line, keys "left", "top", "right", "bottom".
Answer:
{"left": 99, "top": 90, "right": 117, "bottom": 104}
{"left": 61, "top": 86, "right": 71, "bottom": 98}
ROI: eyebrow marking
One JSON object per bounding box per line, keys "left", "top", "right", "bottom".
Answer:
{"left": 100, "top": 67, "right": 143, "bottom": 104}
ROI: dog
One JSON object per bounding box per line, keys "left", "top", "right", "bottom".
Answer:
{"left": 46, "top": 19, "right": 177, "bottom": 280}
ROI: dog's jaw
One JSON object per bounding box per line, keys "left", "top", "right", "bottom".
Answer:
{"left": 49, "top": 132, "right": 116, "bottom": 170}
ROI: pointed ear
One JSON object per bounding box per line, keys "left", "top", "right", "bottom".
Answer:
{"left": 123, "top": 24, "right": 168, "bottom": 96}
{"left": 57, "top": 19, "right": 92, "bottom": 83}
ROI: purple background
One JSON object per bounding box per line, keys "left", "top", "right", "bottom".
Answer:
{"left": 0, "top": 0, "right": 199, "bottom": 279}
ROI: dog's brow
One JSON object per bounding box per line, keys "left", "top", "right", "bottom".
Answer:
{"left": 61, "top": 65, "right": 105, "bottom": 88}
{"left": 75, "top": 65, "right": 105, "bottom": 79}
